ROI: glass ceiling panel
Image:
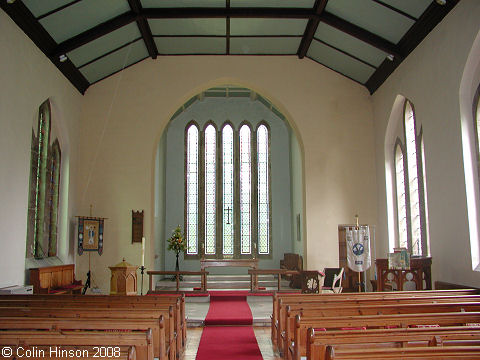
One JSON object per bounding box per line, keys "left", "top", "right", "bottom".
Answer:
{"left": 79, "top": 40, "right": 148, "bottom": 84}
{"left": 155, "top": 37, "right": 226, "bottom": 54}
{"left": 231, "top": 37, "right": 300, "bottom": 54}
{"left": 307, "top": 40, "right": 376, "bottom": 84}
{"left": 67, "top": 23, "right": 141, "bottom": 68}
{"left": 315, "top": 23, "right": 387, "bottom": 67}
{"left": 141, "top": 0, "right": 225, "bottom": 7}
{"left": 22, "top": 0, "right": 73, "bottom": 18}
{"left": 231, "top": 0, "right": 315, "bottom": 8}
{"left": 149, "top": 19, "right": 226, "bottom": 36}
{"left": 380, "top": 0, "right": 432, "bottom": 19}
{"left": 230, "top": 18, "right": 308, "bottom": 36}
{"left": 325, "top": 0, "right": 415, "bottom": 44}
{"left": 39, "top": 0, "right": 130, "bottom": 44}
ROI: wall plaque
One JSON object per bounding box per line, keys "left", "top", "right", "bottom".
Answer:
{"left": 132, "top": 210, "right": 144, "bottom": 243}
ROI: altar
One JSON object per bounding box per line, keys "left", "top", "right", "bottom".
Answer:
{"left": 200, "top": 258, "right": 259, "bottom": 271}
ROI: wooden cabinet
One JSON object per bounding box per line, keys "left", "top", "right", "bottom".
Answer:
{"left": 376, "top": 257, "right": 432, "bottom": 291}
{"left": 29, "top": 264, "right": 82, "bottom": 294}
{"left": 109, "top": 259, "right": 138, "bottom": 296}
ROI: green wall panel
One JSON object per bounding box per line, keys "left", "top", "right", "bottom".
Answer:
{"left": 231, "top": 0, "right": 314, "bottom": 8}
{"left": 155, "top": 37, "right": 226, "bottom": 54}
{"left": 308, "top": 40, "right": 376, "bottom": 84}
{"left": 149, "top": 18, "right": 226, "bottom": 36}
{"left": 230, "top": 18, "right": 308, "bottom": 36}
{"left": 141, "top": 0, "right": 225, "bottom": 7}
{"left": 79, "top": 40, "right": 148, "bottom": 83}
{"left": 231, "top": 37, "right": 301, "bottom": 54}
{"left": 381, "top": 0, "right": 432, "bottom": 18}
{"left": 23, "top": 0, "right": 73, "bottom": 18}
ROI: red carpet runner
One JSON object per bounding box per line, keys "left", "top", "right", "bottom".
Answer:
{"left": 196, "top": 291, "right": 263, "bottom": 360}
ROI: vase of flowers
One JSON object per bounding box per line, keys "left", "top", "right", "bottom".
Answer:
{"left": 167, "top": 225, "right": 187, "bottom": 275}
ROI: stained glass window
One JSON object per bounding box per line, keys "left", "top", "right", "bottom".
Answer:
{"left": 186, "top": 124, "right": 199, "bottom": 255}
{"left": 404, "top": 102, "right": 421, "bottom": 256}
{"left": 204, "top": 124, "right": 216, "bottom": 255}
{"left": 239, "top": 124, "right": 252, "bottom": 254}
{"left": 257, "top": 125, "right": 269, "bottom": 254}
{"left": 395, "top": 144, "right": 408, "bottom": 250}
{"left": 222, "top": 124, "right": 234, "bottom": 255}
{"left": 26, "top": 99, "right": 60, "bottom": 259}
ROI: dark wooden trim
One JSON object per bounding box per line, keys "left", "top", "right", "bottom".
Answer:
{"left": 320, "top": 11, "right": 403, "bottom": 59}
{"left": 52, "top": 11, "right": 139, "bottom": 57}
{"left": 297, "top": 0, "right": 328, "bottom": 59}
{"left": 0, "top": 0, "right": 89, "bottom": 94}
{"left": 143, "top": 7, "right": 313, "bottom": 19}
{"left": 365, "top": 0, "right": 460, "bottom": 94}
{"left": 127, "top": 0, "right": 158, "bottom": 59}
{"left": 226, "top": 0, "right": 230, "bottom": 55}
{"left": 372, "top": 0, "right": 418, "bottom": 21}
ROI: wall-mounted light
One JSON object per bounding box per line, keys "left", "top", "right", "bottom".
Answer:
{"left": 387, "top": 54, "right": 394, "bottom": 61}
{"left": 6, "top": 0, "right": 16, "bottom": 4}
{"left": 59, "top": 54, "right": 67, "bottom": 63}
{"left": 435, "top": 0, "right": 446, "bottom": 5}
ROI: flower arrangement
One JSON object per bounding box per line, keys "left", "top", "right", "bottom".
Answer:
{"left": 167, "top": 225, "right": 187, "bottom": 254}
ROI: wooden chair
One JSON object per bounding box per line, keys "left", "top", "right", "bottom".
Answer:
{"left": 322, "top": 268, "right": 344, "bottom": 293}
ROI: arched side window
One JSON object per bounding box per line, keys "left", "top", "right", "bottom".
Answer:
{"left": 392, "top": 100, "right": 429, "bottom": 256}
{"left": 394, "top": 142, "right": 408, "bottom": 250}
{"left": 26, "top": 99, "right": 61, "bottom": 259}
{"left": 185, "top": 123, "right": 199, "bottom": 255}
{"left": 185, "top": 121, "right": 271, "bottom": 258}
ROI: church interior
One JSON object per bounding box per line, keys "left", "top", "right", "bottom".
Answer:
{"left": 1, "top": 0, "right": 480, "bottom": 359}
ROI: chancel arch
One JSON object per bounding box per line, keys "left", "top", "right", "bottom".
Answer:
{"left": 155, "top": 86, "right": 304, "bottom": 272}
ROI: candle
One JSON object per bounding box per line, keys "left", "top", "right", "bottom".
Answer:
{"left": 141, "top": 237, "right": 145, "bottom": 267}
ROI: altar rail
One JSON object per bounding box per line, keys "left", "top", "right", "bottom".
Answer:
{"left": 147, "top": 271, "right": 208, "bottom": 292}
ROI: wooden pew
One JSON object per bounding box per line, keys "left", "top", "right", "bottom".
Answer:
{"left": 0, "top": 294, "right": 185, "bottom": 359}
{"left": 29, "top": 264, "right": 83, "bottom": 294}
{"left": 0, "top": 317, "right": 162, "bottom": 360}
{"left": 292, "top": 311, "right": 480, "bottom": 360}
{"left": 0, "top": 293, "right": 186, "bottom": 351}
{"left": 283, "top": 301, "right": 480, "bottom": 357}
{"left": 272, "top": 289, "right": 480, "bottom": 352}
{"left": 324, "top": 345, "right": 480, "bottom": 359}
{"left": 0, "top": 307, "right": 170, "bottom": 360}
{"left": 307, "top": 326, "right": 480, "bottom": 360}
{"left": 0, "top": 329, "right": 154, "bottom": 359}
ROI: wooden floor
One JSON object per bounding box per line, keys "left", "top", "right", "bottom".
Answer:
{"left": 181, "top": 326, "right": 281, "bottom": 360}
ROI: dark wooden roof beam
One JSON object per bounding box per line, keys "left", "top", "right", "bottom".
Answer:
{"left": 143, "top": 7, "right": 313, "bottom": 19}
{"left": 297, "top": 0, "right": 329, "bottom": 59}
{"left": 127, "top": 0, "right": 158, "bottom": 59}
{"left": 52, "top": 11, "right": 139, "bottom": 57}
{"left": 320, "top": 11, "right": 403, "bottom": 60}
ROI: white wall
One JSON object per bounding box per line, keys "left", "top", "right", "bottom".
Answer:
{"left": 372, "top": 1, "right": 480, "bottom": 287}
{"left": 0, "top": 11, "right": 83, "bottom": 287}
{"left": 76, "top": 55, "right": 376, "bottom": 293}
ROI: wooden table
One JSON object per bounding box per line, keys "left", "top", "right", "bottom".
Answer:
{"left": 248, "top": 269, "right": 300, "bottom": 291}
{"left": 147, "top": 270, "right": 208, "bottom": 292}
{"left": 200, "top": 258, "right": 259, "bottom": 271}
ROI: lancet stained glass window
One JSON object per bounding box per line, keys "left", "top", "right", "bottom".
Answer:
{"left": 404, "top": 102, "right": 422, "bottom": 256}
{"left": 222, "top": 124, "right": 234, "bottom": 255}
{"left": 186, "top": 124, "right": 199, "bottom": 255}
{"left": 395, "top": 144, "right": 408, "bottom": 250}
{"left": 239, "top": 124, "right": 252, "bottom": 254}
{"left": 26, "top": 99, "right": 61, "bottom": 259}
{"left": 257, "top": 125, "right": 269, "bottom": 254}
{"left": 185, "top": 120, "right": 271, "bottom": 258}
{"left": 204, "top": 124, "right": 216, "bottom": 254}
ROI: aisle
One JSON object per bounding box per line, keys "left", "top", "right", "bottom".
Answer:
{"left": 195, "top": 291, "right": 264, "bottom": 360}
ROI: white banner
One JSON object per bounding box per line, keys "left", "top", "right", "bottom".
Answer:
{"left": 346, "top": 226, "right": 371, "bottom": 272}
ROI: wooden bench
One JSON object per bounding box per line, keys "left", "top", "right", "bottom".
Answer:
{"left": 306, "top": 326, "right": 480, "bottom": 360}
{"left": 29, "top": 264, "right": 83, "bottom": 294}
{"left": 292, "top": 312, "right": 480, "bottom": 360}
{"left": 272, "top": 289, "right": 480, "bottom": 352}
{"left": 0, "top": 293, "right": 186, "bottom": 355}
{"left": 283, "top": 300, "right": 480, "bottom": 357}
{"left": 0, "top": 329, "right": 153, "bottom": 359}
